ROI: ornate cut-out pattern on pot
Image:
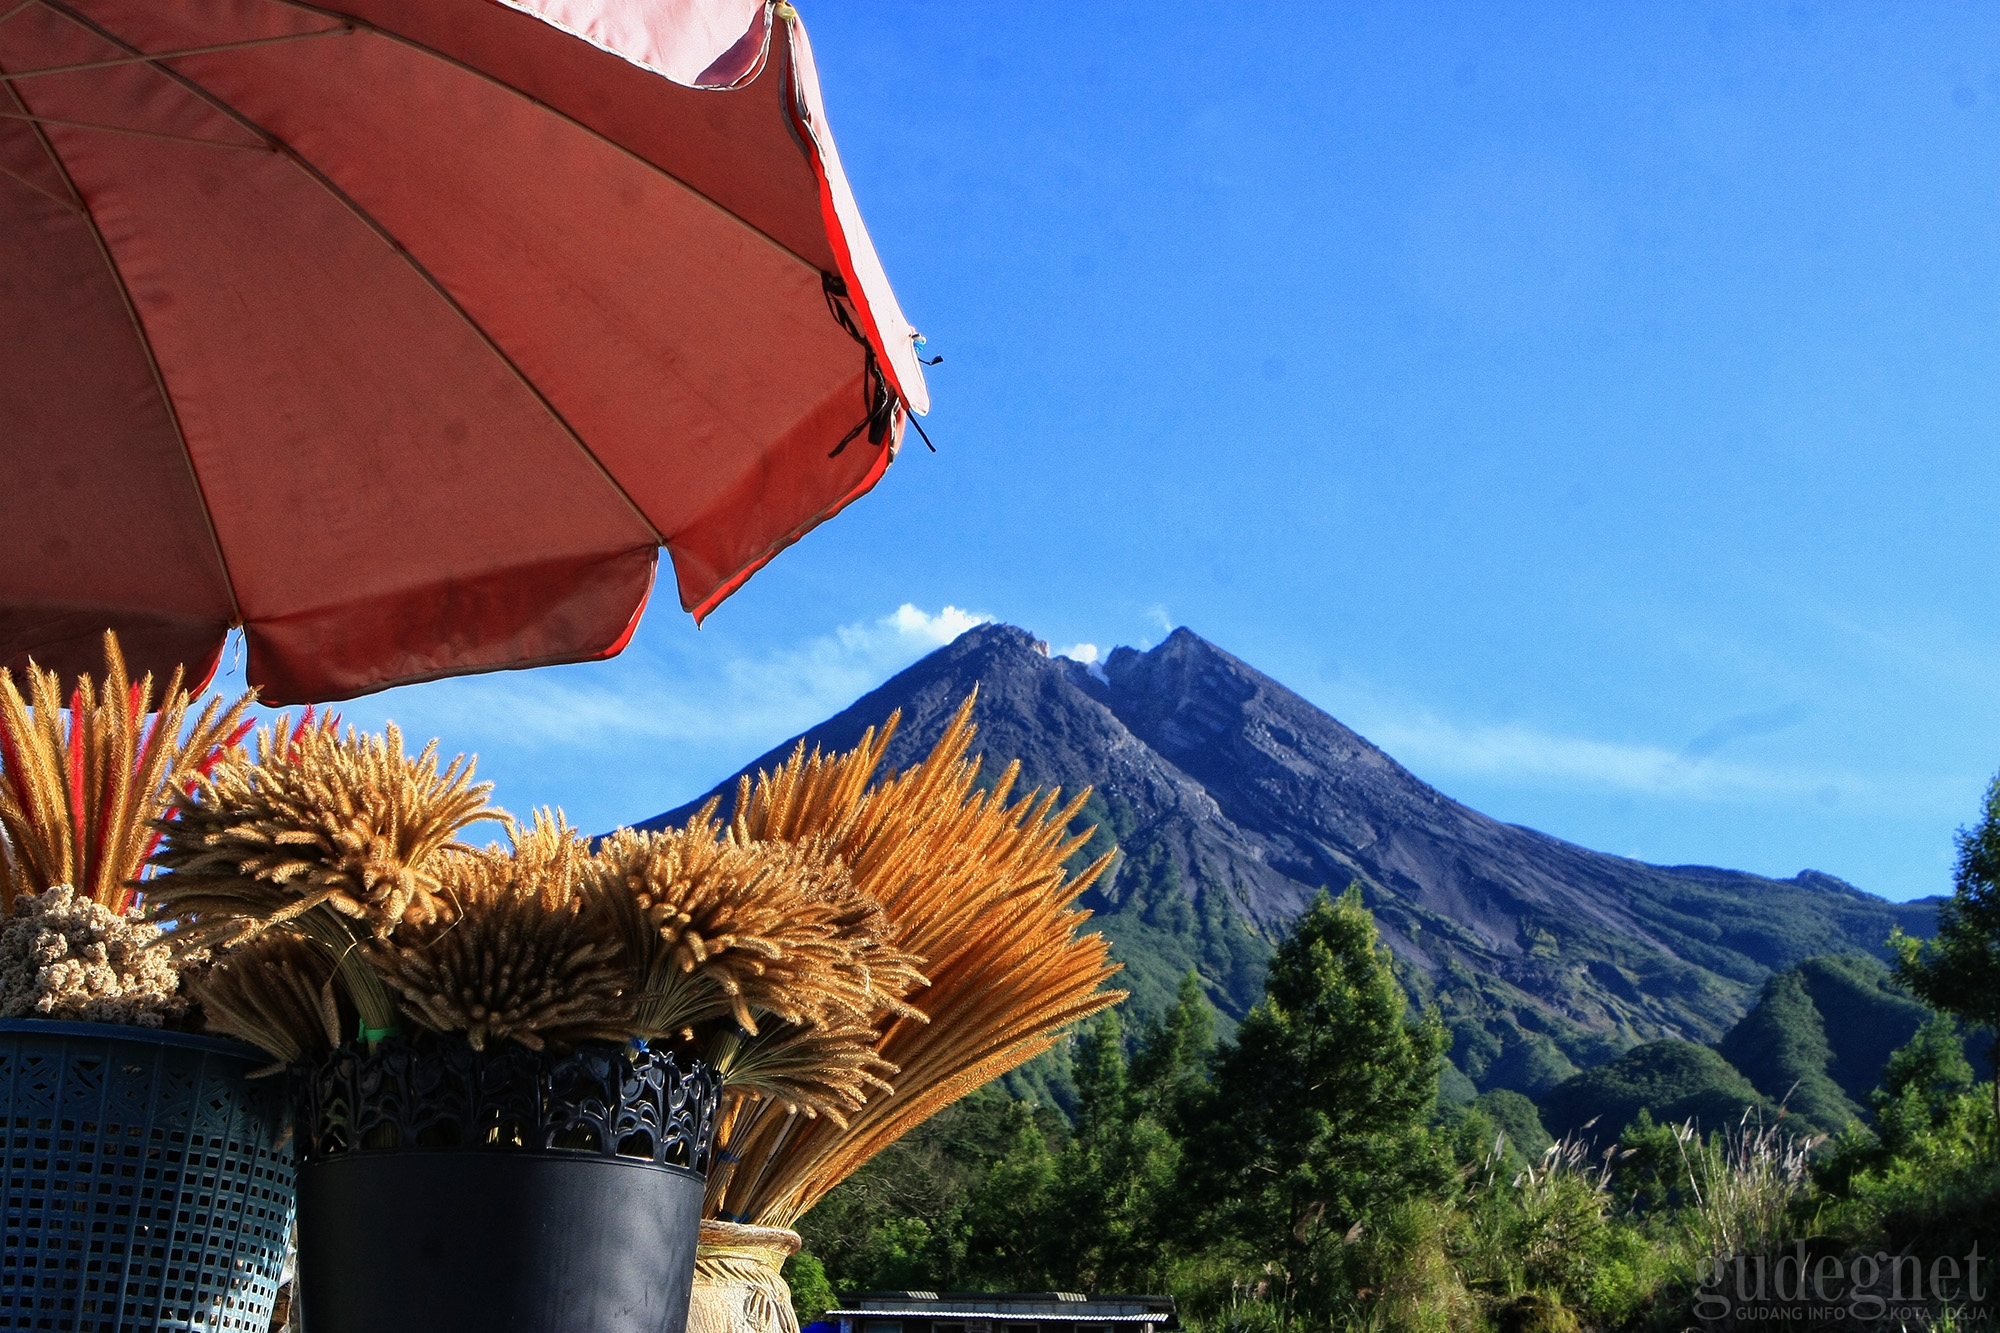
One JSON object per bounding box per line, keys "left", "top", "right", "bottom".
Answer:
{"left": 293, "top": 1032, "right": 720, "bottom": 1165}
{"left": 290, "top": 1034, "right": 721, "bottom": 1333}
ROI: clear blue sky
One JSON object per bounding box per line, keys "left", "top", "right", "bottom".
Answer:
{"left": 218, "top": 1, "right": 2000, "bottom": 903}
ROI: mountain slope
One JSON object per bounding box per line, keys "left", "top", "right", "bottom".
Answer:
{"left": 640, "top": 623, "right": 1940, "bottom": 1094}
{"left": 1716, "top": 954, "right": 1940, "bottom": 1133}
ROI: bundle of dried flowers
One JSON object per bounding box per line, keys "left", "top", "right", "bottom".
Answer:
{"left": 148, "top": 713, "right": 495, "bottom": 945}
{"left": 0, "top": 633, "right": 255, "bottom": 1030}
{"left": 0, "top": 885, "right": 191, "bottom": 1026}
{"left": 143, "top": 697, "right": 1122, "bottom": 1221}
{"left": 371, "top": 812, "right": 626, "bottom": 1052}
{"left": 582, "top": 814, "right": 926, "bottom": 1130}
{"left": 596, "top": 818, "right": 921, "bottom": 1007}
{"left": 0, "top": 631, "right": 254, "bottom": 914}
{"left": 147, "top": 714, "right": 500, "bottom": 1040}
{"left": 698, "top": 694, "right": 1126, "bottom": 1228}
{"left": 152, "top": 736, "right": 925, "bottom": 1107}
{"left": 191, "top": 930, "right": 340, "bottom": 1069}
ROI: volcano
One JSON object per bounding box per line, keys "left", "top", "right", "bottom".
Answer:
{"left": 641, "top": 623, "right": 1936, "bottom": 1096}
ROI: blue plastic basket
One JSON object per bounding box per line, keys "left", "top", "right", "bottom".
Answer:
{"left": 0, "top": 1021, "right": 294, "bottom": 1333}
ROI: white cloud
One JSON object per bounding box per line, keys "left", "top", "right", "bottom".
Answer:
{"left": 206, "top": 604, "right": 998, "bottom": 830}
{"left": 399, "top": 603, "right": 991, "bottom": 750}
{"left": 1056, "top": 642, "right": 1101, "bottom": 664}
{"left": 873, "top": 603, "right": 992, "bottom": 648}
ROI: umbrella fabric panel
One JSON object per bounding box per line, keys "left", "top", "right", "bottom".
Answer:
{"left": 664, "top": 364, "right": 896, "bottom": 617}
{"left": 44, "top": 1, "right": 877, "bottom": 571}
{"left": 0, "top": 108, "right": 235, "bottom": 686}
{"left": 250, "top": 547, "right": 661, "bottom": 703}
{"left": 361, "top": 1, "right": 839, "bottom": 306}
{"left": 370, "top": 0, "right": 932, "bottom": 412}
{"left": 490, "top": 0, "right": 770, "bottom": 88}
{"left": 2, "top": 0, "right": 927, "bottom": 702}
{"left": 153, "top": 11, "right": 878, "bottom": 536}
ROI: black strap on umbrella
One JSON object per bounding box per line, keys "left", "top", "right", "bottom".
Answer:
{"left": 823, "top": 271, "right": 935, "bottom": 457}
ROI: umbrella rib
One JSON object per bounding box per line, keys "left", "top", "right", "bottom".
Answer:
{"left": 0, "top": 35, "right": 72, "bottom": 201}
{"left": 35, "top": 0, "right": 672, "bottom": 550}
{"left": 0, "top": 160, "right": 80, "bottom": 213}
{"left": 0, "top": 44, "right": 247, "bottom": 634}
{"left": 0, "top": 109, "right": 272, "bottom": 152}
{"left": 0, "top": 24, "right": 353, "bottom": 83}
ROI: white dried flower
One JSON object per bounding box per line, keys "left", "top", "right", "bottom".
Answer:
{"left": 0, "top": 885, "right": 190, "bottom": 1027}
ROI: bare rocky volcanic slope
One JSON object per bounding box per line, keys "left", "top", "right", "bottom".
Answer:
{"left": 641, "top": 623, "right": 1938, "bottom": 1094}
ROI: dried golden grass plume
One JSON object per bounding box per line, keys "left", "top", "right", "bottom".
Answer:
{"left": 703, "top": 693, "right": 1125, "bottom": 1226}
{"left": 0, "top": 631, "right": 253, "bottom": 913}
{"left": 192, "top": 930, "right": 342, "bottom": 1071}
{"left": 141, "top": 695, "right": 1112, "bottom": 1165}
{"left": 371, "top": 812, "right": 625, "bottom": 1051}
{"left": 708, "top": 1021, "right": 898, "bottom": 1130}
{"left": 147, "top": 715, "right": 496, "bottom": 946}
{"left": 589, "top": 819, "right": 924, "bottom": 1040}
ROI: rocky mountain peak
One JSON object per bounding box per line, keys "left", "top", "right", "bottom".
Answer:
{"left": 639, "top": 622, "right": 1938, "bottom": 1097}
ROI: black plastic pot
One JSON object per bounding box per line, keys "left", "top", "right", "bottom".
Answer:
{"left": 0, "top": 1018, "right": 295, "bottom": 1333}
{"left": 290, "top": 1035, "right": 720, "bottom": 1333}
{"left": 298, "top": 1150, "right": 702, "bottom": 1332}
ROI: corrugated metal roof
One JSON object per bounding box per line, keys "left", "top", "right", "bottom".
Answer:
{"left": 828, "top": 1304, "right": 1168, "bottom": 1320}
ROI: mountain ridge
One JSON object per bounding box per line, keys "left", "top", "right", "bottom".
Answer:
{"left": 641, "top": 622, "right": 1940, "bottom": 1095}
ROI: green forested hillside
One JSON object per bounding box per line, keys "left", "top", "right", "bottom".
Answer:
{"left": 1536, "top": 1039, "right": 1772, "bottom": 1142}
{"left": 1715, "top": 953, "right": 1934, "bottom": 1133}
{"left": 1534, "top": 956, "right": 1954, "bottom": 1141}
{"left": 1466, "top": 1088, "right": 1553, "bottom": 1163}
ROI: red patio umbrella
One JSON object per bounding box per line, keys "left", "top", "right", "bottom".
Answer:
{"left": 0, "top": 0, "right": 930, "bottom": 703}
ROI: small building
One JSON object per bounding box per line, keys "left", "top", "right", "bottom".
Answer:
{"left": 826, "top": 1290, "right": 1177, "bottom": 1333}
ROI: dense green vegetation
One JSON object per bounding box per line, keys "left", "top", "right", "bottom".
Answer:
{"left": 1046, "top": 790, "right": 1930, "bottom": 1118}
{"left": 1716, "top": 953, "right": 1934, "bottom": 1133}
{"left": 787, "top": 880, "right": 2000, "bottom": 1332}
{"left": 1894, "top": 770, "right": 2000, "bottom": 1125}
{"left": 1536, "top": 1040, "right": 1771, "bottom": 1144}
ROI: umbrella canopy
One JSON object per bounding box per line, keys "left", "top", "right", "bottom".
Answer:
{"left": 1, "top": 0, "right": 929, "bottom": 703}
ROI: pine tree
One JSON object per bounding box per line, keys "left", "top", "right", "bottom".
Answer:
{"left": 1873, "top": 1014, "right": 1978, "bottom": 1158}
{"left": 1047, "top": 1010, "right": 1181, "bottom": 1293}
{"left": 1179, "top": 885, "right": 1448, "bottom": 1325}
{"left": 1130, "top": 970, "right": 1215, "bottom": 1125}
{"left": 1073, "top": 1010, "right": 1131, "bottom": 1142}
{"left": 1893, "top": 771, "right": 2000, "bottom": 1125}
{"left": 962, "top": 1105, "right": 1059, "bottom": 1289}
